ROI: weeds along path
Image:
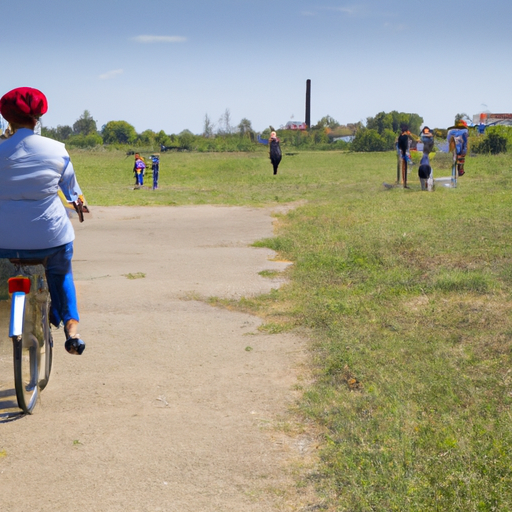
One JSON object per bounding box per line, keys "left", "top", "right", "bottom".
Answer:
{"left": 0, "top": 206, "right": 307, "bottom": 512}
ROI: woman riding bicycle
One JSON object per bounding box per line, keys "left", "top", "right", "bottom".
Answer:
{"left": 0, "top": 87, "right": 85, "bottom": 355}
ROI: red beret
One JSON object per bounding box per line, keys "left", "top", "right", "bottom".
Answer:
{"left": 0, "top": 87, "right": 48, "bottom": 125}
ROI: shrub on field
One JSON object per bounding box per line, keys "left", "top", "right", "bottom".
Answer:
{"left": 351, "top": 128, "right": 393, "bottom": 152}
{"left": 66, "top": 132, "right": 103, "bottom": 148}
{"left": 472, "top": 126, "right": 511, "bottom": 154}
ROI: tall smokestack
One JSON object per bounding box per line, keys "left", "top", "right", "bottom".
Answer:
{"left": 305, "top": 79, "right": 311, "bottom": 129}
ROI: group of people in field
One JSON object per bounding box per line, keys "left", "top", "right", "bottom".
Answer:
{"left": 133, "top": 153, "right": 159, "bottom": 190}
{"left": 396, "top": 119, "right": 469, "bottom": 190}
{"left": 134, "top": 119, "right": 468, "bottom": 192}
{"left": 130, "top": 130, "right": 283, "bottom": 188}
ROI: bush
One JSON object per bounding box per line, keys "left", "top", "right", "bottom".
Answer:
{"left": 351, "top": 128, "right": 392, "bottom": 152}
{"left": 66, "top": 133, "right": 103, "bottom": 148}
{"left": 472, "top": 129, "right": 508, "bottom": 155}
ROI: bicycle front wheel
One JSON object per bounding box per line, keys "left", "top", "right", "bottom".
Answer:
{"left": 13, "top": 332, "right": 39, "bottom": 414}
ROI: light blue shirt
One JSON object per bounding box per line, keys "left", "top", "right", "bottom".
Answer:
{"left": 0, "top": 128, "right": 82, "bottom": 250}
{"left": 447, "top": 127, "right": 468, "bottom": 156}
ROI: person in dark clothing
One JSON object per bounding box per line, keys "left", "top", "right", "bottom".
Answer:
{"left": 397, "top": 124, "right": 413, "bottom": 188}
{"left": 420, "top": 126, "right": 435, "bottom": 154}
{"left": 269, "top": 131, "right": 282, "bottom": 175}
{"left": 151, "top": 155, "right": 160, "bottom": 190}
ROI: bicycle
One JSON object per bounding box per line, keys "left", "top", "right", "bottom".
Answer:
{"left": 0, "top": 258, "right": 53, "bottom": 414}
{"left": 0, "top": 197, "right": 87, "bottom": 414}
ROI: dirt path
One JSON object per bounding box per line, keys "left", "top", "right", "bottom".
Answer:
{"left": 0, "top": 206, "right": 308, "bottom": 512}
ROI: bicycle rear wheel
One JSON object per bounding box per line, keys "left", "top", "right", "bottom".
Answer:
{"left": 11, "top": 267, "right": 52, "bottom": 413}
{"left": 13, "top": 332, "right": 39, "bottom": 414}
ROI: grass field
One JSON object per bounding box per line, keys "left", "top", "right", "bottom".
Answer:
{"left": 73, "top": 148, "right": 512, "bottom": 511}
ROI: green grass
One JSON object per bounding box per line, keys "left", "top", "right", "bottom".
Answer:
{"left": 72, "top": 148, "right": 390, "bottom": 206}
{"left": 72, "top": 148, "right": 512, "bottom": 511}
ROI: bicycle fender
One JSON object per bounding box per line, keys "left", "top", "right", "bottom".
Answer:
{"left": 9, "top": 291, "right": 26, "bottom": 337}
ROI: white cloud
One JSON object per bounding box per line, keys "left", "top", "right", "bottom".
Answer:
{"left": 99, "top": 69, "right": 124, "bottom": 80}
{"left": 325, "top": 5, "right": 373, "bottom": 17}
{"left": 133, "top": 35, "right": 187, "bottom": 43}
{"left": 334, "top": 7, "right": 356, "bottom": 14}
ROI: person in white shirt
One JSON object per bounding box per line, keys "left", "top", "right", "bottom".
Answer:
{"left": 0, "top": 87, "right": 85, "bottom": 355}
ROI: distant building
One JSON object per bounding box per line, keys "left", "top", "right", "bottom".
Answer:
{"left": 473, "top": 113, "right": 512, "bottom": 126}
{"left": 333, "top": 136, "right": 355, "bottom": 143}
{"left": 284, "top": 121, "right": 307, "bottom": 130}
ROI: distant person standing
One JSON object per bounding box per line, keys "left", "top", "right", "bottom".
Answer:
{"left": 133, "top": 153, "right": 140, "bottom": 185}
{"left": 151, "top": 154, "right": 160, "bottom": 190}
{"left": 420, "top": 126, "right": 434, "bottom": 155}
{"left": 134, "top": 157, "right": 146, "bottom": 187}
{"left": 397, "top": 124, "right": 413, "bottom": 188}
{"left": 133, "top": 153, "right": 146, "bottom": 185}
{"left": 269, "top": 131, "right": 282, "bottom": 175}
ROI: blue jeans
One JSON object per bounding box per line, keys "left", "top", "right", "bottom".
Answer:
{"left": 0, "top": 242, "right": 79, "bottom": 328}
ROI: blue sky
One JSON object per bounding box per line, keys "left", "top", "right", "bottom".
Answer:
{"left": 3, "top": 0, "right": 511, "bottom": 135}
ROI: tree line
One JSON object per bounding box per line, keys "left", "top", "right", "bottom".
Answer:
{"left": 40, "top": 109, "right": 360, "bottom": 151}
{"left": 39, "top": 109, "right": 509, "bottom": 154}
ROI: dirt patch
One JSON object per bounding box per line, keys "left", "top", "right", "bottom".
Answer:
{"left": 0, "top": 206, "right": 311, "bottom": 512}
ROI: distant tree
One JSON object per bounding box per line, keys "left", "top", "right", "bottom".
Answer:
{"left": 366, "top": 112, "right": 393, "bottom": 134}
{"left": 404, "top": 113, "right": 423, "bottom": 135}
{"left": 137, "top": 129, "right": 157, "bottom": 145}
{"left": 73, "top": 110, "right": 97, "bottom": 135}
{"left": 102, "top": 121, "right": 137, "bottom": 144}
{"left": 155, "top": 130, "right": 172, "bottom": 147}
{"left": 313, "top": 116, "right": 340, "bottom": 130}
{"left": 261, "top": 128, "right": 271, "bottom": 139}
{"left": 203, "top": 114, "right": 215, "bottom": 138}
{"left": 237, "top": 118, "right": 253, "bottom": 137}
{"left": 348, "top": 122, "right": 364, "bottom": 133}
{"left": 382, "top": 128, "right": 397, "bottom": 149}
{"left": 178, "top": 129, "right": 195, "bottom": 150}
{"left": 367, "top": 111, "right": 423, "bottom": 135}
{"left": 217, "top": 108, "right": 233, "bottom": 135}
{"left": 41, "top": 124, "right": 73, "bottom": 141}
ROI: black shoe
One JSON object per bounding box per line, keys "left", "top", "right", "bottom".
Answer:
{"left": 65, "top": 337, "right": 86, "bottom": 355}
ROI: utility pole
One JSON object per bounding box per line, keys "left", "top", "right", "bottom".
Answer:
{"left": 305, "top": 79, "right": 311, "bottom": 129}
